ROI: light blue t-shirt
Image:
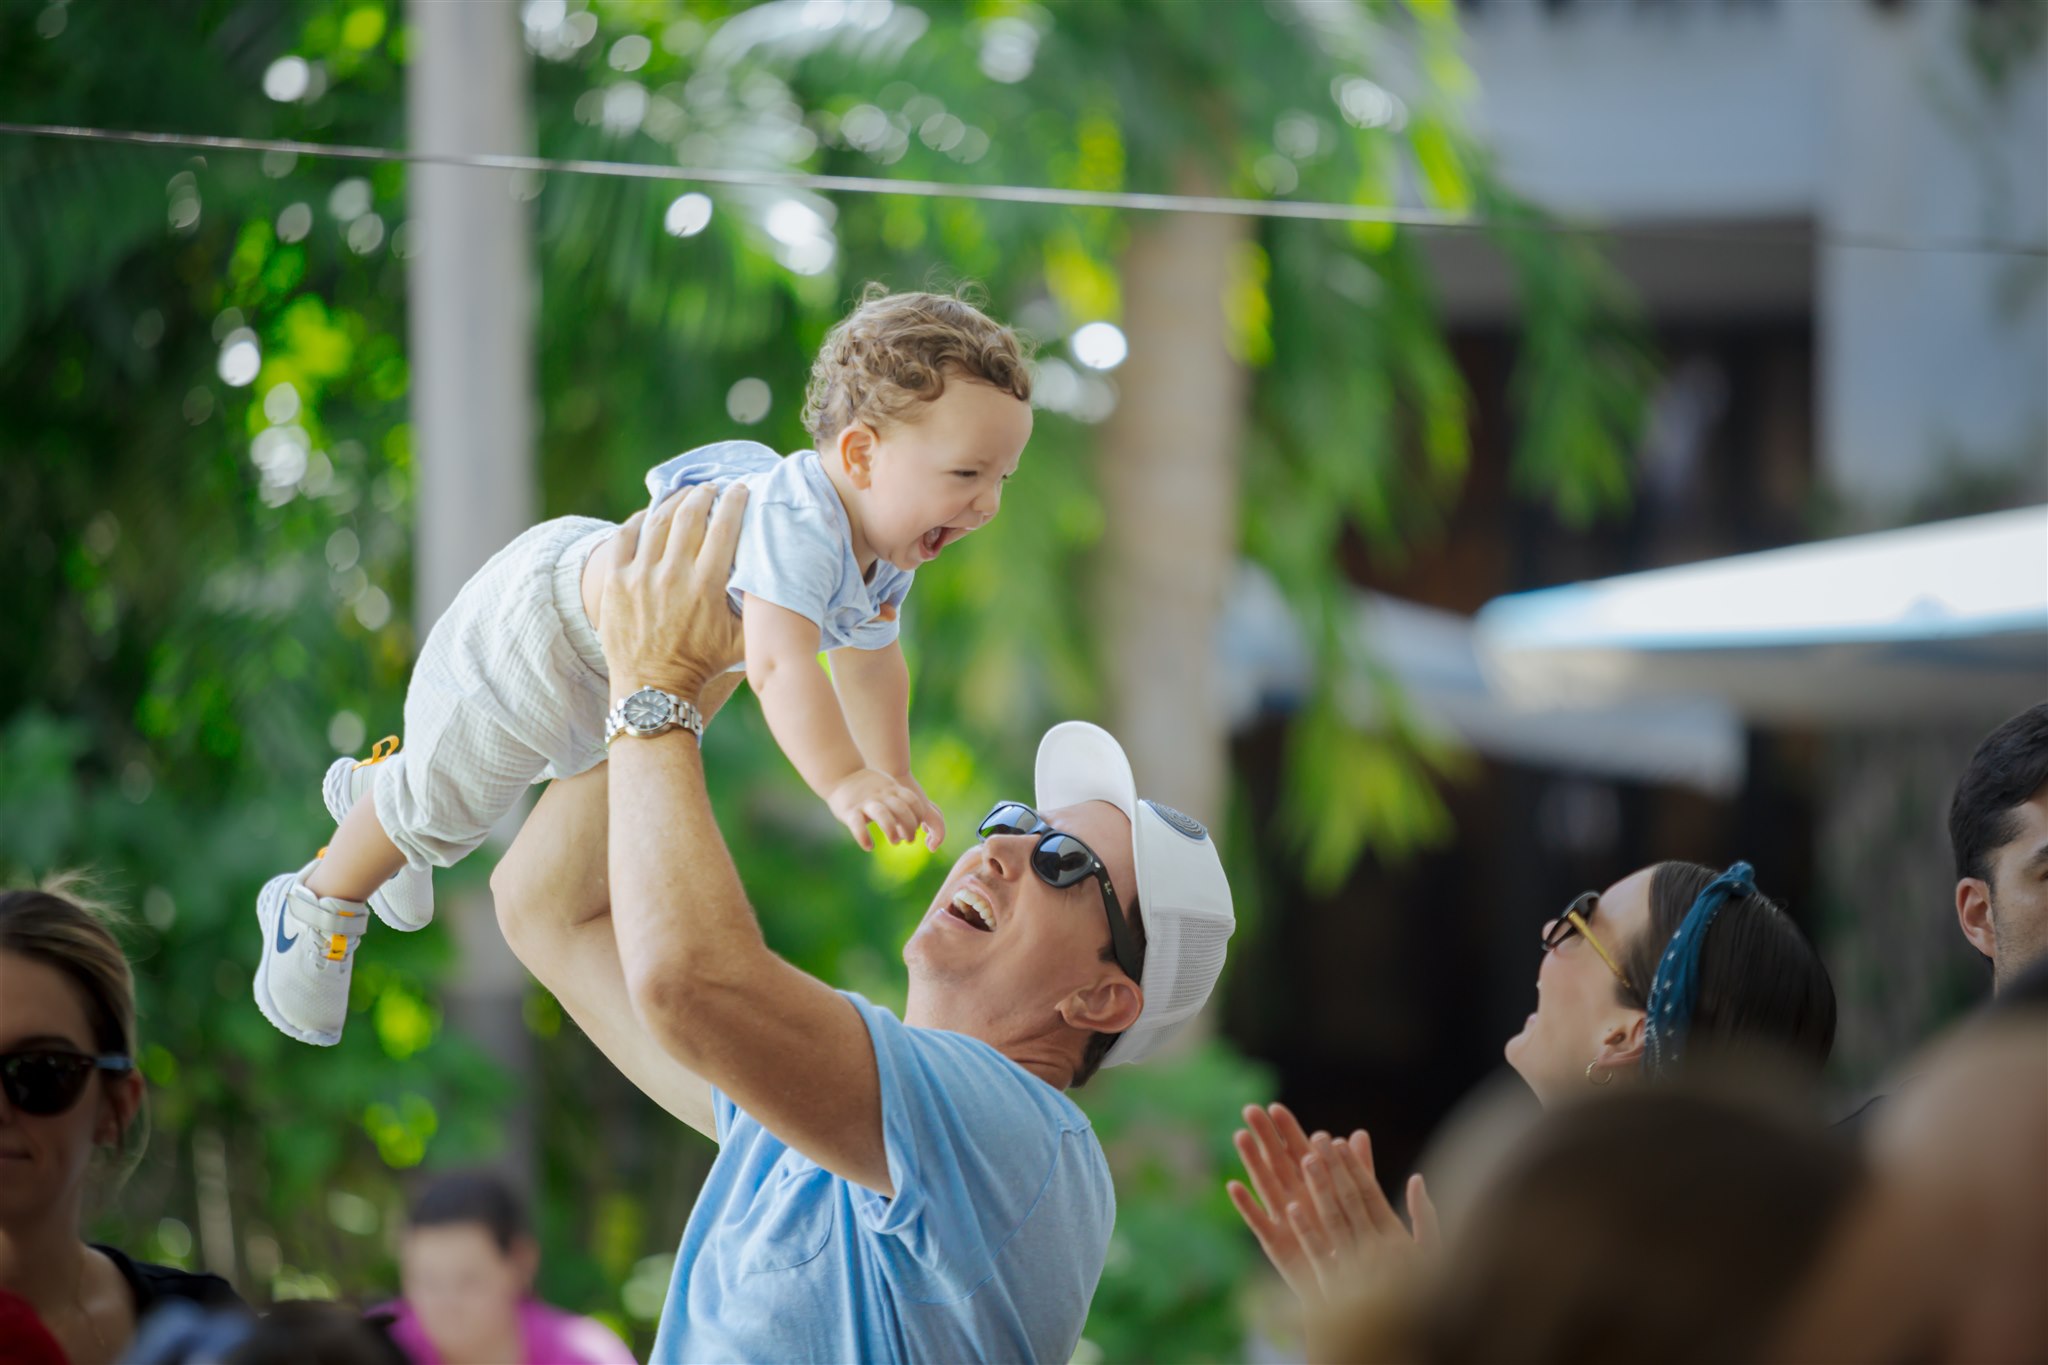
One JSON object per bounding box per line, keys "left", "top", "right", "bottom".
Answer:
{"left": 644, "top": 441, "right": 915, "bottom": 651}
{"left": 649, "top": 992, "right": 1115, "bottom": 1364}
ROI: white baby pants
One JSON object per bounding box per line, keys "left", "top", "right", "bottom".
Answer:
{"left": 374, "top": 516, "right": 616, "bottom": 870}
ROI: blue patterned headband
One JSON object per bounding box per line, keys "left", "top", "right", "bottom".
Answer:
{"left": 1641, "top": 861, "right": 1757, "bottom": 1079}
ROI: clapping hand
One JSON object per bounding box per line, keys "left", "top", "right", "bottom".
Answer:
{"left": 1225, "top": 1102, "right": 1440, "bottom": 1308}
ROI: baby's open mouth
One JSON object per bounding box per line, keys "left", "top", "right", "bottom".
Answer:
{"left": 919, "top": 526, "right": 964, "bottom": 559}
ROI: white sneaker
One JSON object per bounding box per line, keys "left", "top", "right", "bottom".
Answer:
{"left": 253, "top": 862, "right": 369, "bottom": 1047}
{"left": 322, "top": 740, "right": 434, "bottom": 931}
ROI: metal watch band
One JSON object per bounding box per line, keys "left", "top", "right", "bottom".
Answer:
{"left": 605, "top": 687, "right": 705, "bottom": 746}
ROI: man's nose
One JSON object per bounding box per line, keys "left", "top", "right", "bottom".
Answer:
{"left": 980, "top": 834, "right": 1029, "bottom": 880}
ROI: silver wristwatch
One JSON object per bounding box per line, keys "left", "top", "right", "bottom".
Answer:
{"left": 605, "top": 686, "right": 704, "bottom": 746}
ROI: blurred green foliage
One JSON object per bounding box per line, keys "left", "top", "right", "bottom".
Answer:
{"left": 1, "top": 1, "right": 1645, "bottom": 1357}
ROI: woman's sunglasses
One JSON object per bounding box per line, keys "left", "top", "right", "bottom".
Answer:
{"left": 1543, "top": 892, "right": 1640, "bottom": 1001}
{"left": 0, "top": 1050, "right": 134, "bottom": 1117}
{"left": 978, "top": 802, "right": 1144, "bottom": 983}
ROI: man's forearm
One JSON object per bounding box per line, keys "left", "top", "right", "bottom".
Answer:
{"left": 592, "top": 486, "right": 892, "bottom": 1188}
{"left": 492, "top": 764, "right": 613, "bottom": 939}
{"left": 607, "top": 727, "right": 769, "bottom": 1042}
{"left": 490, "top": 766, "right": 720, "bottom": 1138}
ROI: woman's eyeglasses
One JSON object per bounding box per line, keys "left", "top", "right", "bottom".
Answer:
{"left": 0, "top": 1049, "right": 133, "bottom": 1117}
{"left": 978, "top": 802, "right": 1144, "bottom": 982}
{"left": 1543, "top": 892, "right": 1639, "bottom": 1000}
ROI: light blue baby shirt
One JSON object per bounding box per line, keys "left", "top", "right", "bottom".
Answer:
{"left": 644, "top": 441, "right": 915, "bottom": 650}
{"left": 649, "top": 993, "right": 1115, "bottom": 1365}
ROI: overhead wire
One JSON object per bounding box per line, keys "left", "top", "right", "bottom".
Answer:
{"left": 2, "top": 119, "right": 2044, "bottom": 259}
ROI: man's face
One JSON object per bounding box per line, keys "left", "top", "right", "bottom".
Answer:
{"left": 1973, "top": 790, "right": 2048, "bottom": 990}
{"left": 903, "top": 800, "right": 1140, "bottom": 1036}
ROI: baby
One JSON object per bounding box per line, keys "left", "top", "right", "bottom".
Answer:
{"left": 254, "top": 287, "right": 1033, "bottom": 1046}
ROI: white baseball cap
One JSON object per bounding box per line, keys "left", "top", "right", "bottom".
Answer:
{"left": 1034, "top": 721, "right": 1236, "bottom": 1067}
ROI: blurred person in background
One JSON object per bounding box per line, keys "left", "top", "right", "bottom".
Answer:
{"left": 1949, "top": 702, "right": 2048, "bottom": 994}
{"left": 1764, "top": 1005, "right": 2048, "bottom": 1364}
{"left": 1834, "top": 702, "right": 2048, "bottom": 1135}
{"left": 1316, "top": 1084, "right": 1867, "bottom": 1365}
{"left": 124, "top": 1299, "right": 410, "bottom": 1365}
{"left": 375, "top": 1169, "right": 633, "bottom": 1365}
{"left": 0, "top": 882, "right": 242, "bottom": 1365}
{"left": 1230, "top": 860, "right": 1836, "bottom": 1310}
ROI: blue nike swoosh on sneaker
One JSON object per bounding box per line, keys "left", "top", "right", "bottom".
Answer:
{"left": 274, "top": 908, "right": 299, "bottom": 954}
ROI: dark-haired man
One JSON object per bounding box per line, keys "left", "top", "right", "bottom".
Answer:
{"left": 1949, "top": 702, "right": 2048, "bottom": 994}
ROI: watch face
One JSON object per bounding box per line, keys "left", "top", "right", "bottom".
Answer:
{"left": 622, "top": 689, "right": 670, "bottom": 731}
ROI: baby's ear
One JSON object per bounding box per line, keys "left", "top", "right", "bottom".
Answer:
{"left": 836, "top": 422, "right": 877, "bottom": 488}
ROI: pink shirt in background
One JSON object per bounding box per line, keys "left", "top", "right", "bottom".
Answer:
{"left": 377, "top": 1296, "right": 637, "bottom": 1365}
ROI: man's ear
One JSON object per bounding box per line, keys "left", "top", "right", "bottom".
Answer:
{"left": 1058, "top": 974, "right": 1142, "bottom": 1038}
{"left": 1956, "top": 877, "right": 1997, "bottom": 963}
{"left": 834, "top": 422, "right": 878, "bottom": 490}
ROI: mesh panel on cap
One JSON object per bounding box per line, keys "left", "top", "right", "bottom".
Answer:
{"left": 1155, "top": 918, "right": 1230, "bottom": 1018}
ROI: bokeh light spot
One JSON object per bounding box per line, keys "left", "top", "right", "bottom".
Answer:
{"left": 1071, "top": 321, "right": 1128, "bottom": 372}
{"left": 979, "top": 17, "right": 1037, "bottom": 83}
{"left": 263, "top": 382, "right": 301, "bottom": 425}
{"left": 326, "top": 528, "right": 361, "bottom": 573}
{"left": 726, "top": 377, "right": 771, "bottom": 425}
{"left": 1333, "top": 75, "right": 1406, "bottom": 131}
{"left": 346, "top": 213, "right": 386, "bottom": 255}
{"left": 276, "top": 202, "right": 313, "bottom": 244}
{"left": 664, "top": 192, "right": 712, "bottom": 237}
{"left": 263, "top": 56, "right": 312, "bottom": 103}
{"left": 354, "top": 587, "right": 393, "bottom": 631}
{"left": 328, "top": 178, "right": 373, "bottom": 223}
{"left": 217, "top": 331, "right": 261, "bottom": 388}
{"left": 608, "top": 33, "right": 651, "bottom": 71}
{"left": 328, "top": 710, "right": 367, "bottom": 756}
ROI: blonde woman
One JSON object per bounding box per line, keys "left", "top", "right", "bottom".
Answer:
{"left": 0, "top": 884, "right": 242, "bottom": 1364}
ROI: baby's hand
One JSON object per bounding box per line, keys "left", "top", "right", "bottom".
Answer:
{"left": 828, "top": 769, "right": 944, "bottom": 852}
{"left": 895, "top": 774, "right": 946, "bottom": 851}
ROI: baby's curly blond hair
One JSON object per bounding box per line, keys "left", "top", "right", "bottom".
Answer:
{"left": 803, "top": 284, "right": 1032, "bottom": 451}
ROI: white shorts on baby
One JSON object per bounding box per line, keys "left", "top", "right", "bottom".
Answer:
{"left": 373, "top": 515, "right": 615, "bottom": 871}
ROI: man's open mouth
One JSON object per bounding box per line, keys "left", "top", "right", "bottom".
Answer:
{"left": 945, "top": 886, "right": 996, "bottom": 931}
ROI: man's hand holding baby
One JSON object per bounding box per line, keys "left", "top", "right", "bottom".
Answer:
{"left": 601, "top": 484, "right": 751, "bottom": 703}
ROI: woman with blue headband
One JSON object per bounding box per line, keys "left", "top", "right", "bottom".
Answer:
{"left": 1508, "top": 859, "right": 1836, "bottom": 1098}
{"left": 1229, "top": 860, "right": 1837, "bottom": 1311}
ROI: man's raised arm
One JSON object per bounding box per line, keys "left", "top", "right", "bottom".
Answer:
{"left": 598, "top": 484, "right": 894, "bottom": 1195}
{"left": 490, "top": 764, "right": 720, "bottom": 1139}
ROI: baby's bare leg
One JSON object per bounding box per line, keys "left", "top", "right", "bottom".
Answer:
{"left": 303, "top": 787, "right": 409, "bottom": 901}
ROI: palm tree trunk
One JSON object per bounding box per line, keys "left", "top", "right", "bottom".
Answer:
{"left": 407, "top": 0, "right": 537, "bottom": 1181}
{"left": 1097, "top": 193, "right": 1252, "bottom": 830}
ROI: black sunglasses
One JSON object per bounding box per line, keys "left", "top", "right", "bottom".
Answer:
{"left": 0, "top": 1050, "right": 134, "bottom": 1117}
{"left": 979, "top": 802, "right": 1144, "bottom": 983}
